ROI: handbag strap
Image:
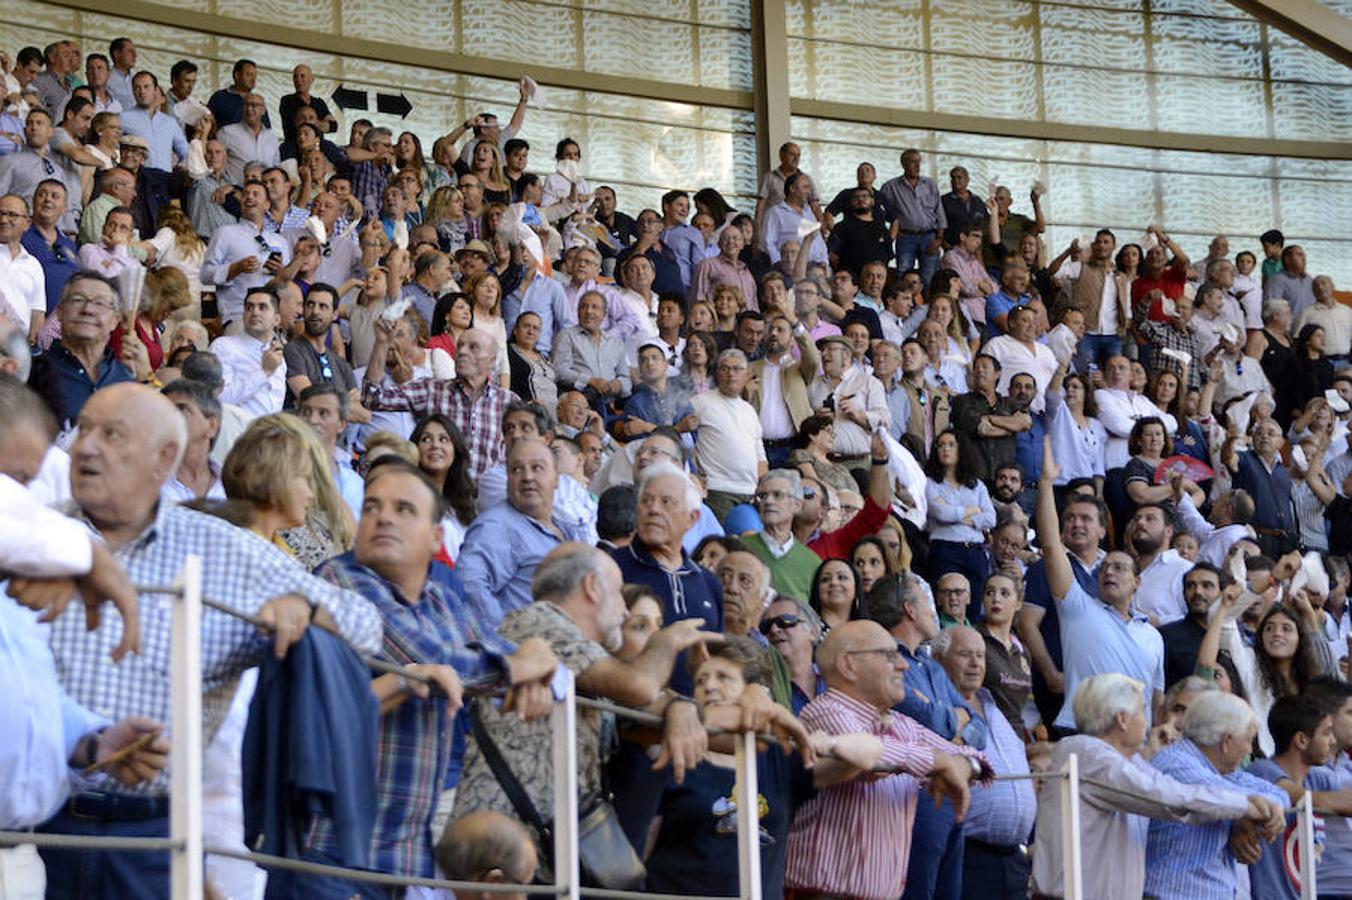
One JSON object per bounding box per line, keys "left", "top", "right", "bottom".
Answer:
{"left": 470, "top": 700, "right": 556, "bottom": 850}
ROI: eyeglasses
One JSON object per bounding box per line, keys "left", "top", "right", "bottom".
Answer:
{"left": 759, "top": 614, "right": 802, "bottom": 635}
{"left": 0, "top": 209, "right": 27, "bottom": 220}
{"left": 754, "top": 489, "right": 793, "bottom": 503}
{"left": 844, "top": 646, "right": 904, "bottom": 664}
{"left": 317, "top": 352, "right": 333, "bottom": 379}
{"left": 65, "top": 294, "right": 117, "bottom": 312}
{"left": 636, "top": 446, "right": 680, "bottom": 463}
{"left": 802, "top": 487, "right": 816, "bottom": 500}
{"left": 41, "top": 157, "right": 54, "bottom": 176}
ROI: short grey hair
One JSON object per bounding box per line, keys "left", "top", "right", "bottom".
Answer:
{"left": 717, "top": 348, "right": 748, "bottom": 368}
{"left": 1072, "top": 673, "right": 1144, "bottom": 737}
{"left": 1205, "top": 258, "right": 1233, "bottom": 279}
{"left": 1164, "top": 675, "right": 1218, "bottom": 711}
{"left": 761, "top": 468, "right": 803, "bottom": 499}
{"left": 1261, "top": 298, "right": 1290, "bottom": 323}
{"left": 363, "top": 126, "right": 393, "bottom": 150}
{"left": 930, "top": 624, "right": 976, "bottom": 661}
{"left": 531, "top": 543, "right": 607, "bottom": 604}
{"left": 1182, "top": 691, "right": 1257, "bottom": 749}
{"left": 637, "top": 460, "right": 702, "bottom": 514}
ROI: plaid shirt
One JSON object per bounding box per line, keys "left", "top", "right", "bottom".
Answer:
{"left": 311, "top": 554, "right": 508, "bottom": 878}
{"left": 351, "top": 159, "right": 390, "bottom": 222}
{"left": 47, "top": 503, "right": 383, "bottom": 797}
{"left": 1142, "top": 318, "right": 1207, "bottom": 391}
{"left": 362, "top": 376, "right": 517, "bottom": 478}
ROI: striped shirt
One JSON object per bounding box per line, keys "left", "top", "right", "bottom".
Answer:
{"left": 784, "top": 689, "right": 988, "bottom": 900}
{"left": 1144, "top": 738, "right": 1287, "bottom": 900}
{"left": 362, "top": 376, "right": 517, "bottom": 479}
{"left": 47, "top": 503, "right": 383, "bottom": 797}
{"left": 964, "top": 689, "right": 1036, "bottom": 847}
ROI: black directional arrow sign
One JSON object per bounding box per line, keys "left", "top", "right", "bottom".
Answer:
{"left": 331, "top": 84, "right": 368, "bottom": 111}
{"left": 376, "top": 92, "right": 413, "bottom": 119}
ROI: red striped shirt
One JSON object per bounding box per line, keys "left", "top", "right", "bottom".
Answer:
{"left": 784, "top": 689, "right": 986, "bottom": 900}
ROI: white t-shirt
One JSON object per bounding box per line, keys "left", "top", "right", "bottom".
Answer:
{"left": 692, "top": 390, "right": 765, "bottom": 494}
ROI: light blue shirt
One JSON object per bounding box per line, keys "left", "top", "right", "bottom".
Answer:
{"left": 476, "top": 464, "right": 599, "bottom": 547}
{"left": 924, "top": 478, "right": 995, "bottom": 543}
{"left": 455, "top": 502, "right": 591, "bottom": 628}
{"left": 760, "top": 202, "right": 828, "bottom": 267}
{"left": 118, "top": 107, "right": 190, "bottom": 172}
{"left": 199, "top": 221, "right": 291, "bottom": 322}
{"left": 964, "top": 688, "right": 1036, "bottom": 846}
{"left": 661, "top": 222, "right": 705, "bottom": 290}
{"left": 1145, "top": 738, "right": 1287, "bottom": 900}
{"left": 883, "top": 380, "right": 909, "bottom": 442}
{"left": 106, "top": 67, "right": 136, "bottom": 111}
{"left": 683, "top": 502, "right": 724, "bottom": 555}
{"left": 1055, "top": 576, "right": 1165, "bottom": 729}
{"left": 0, "top": 598, "right": 107, "bottom": 828}
{"left": 1319, "top": 753, "right": 1352, "bottom": 893}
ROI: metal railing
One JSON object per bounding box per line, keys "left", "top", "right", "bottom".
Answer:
{"left": 0, "top": 554, "right": 1322, "bottom": 899}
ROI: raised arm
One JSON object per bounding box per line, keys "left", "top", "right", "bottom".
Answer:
{"left": 1036, "top": 436, "right": 1073, "bottom": 599}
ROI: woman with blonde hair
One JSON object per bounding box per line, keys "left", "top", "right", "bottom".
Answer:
{"left": 424, "top": 184, "right": 468, "bottom": 255}
{"left": 463, "top": 270, "right": 511, "bottom": 386}
{"left": 109, "top": 266, "right": 192, "bottom": 374}
{"left": 362, "top": 430, "right": 420, "bottom": 467}
{"left": 148, "top": 205, "right": 206, "bottom": 317}
{"left": 84, "top": 111, "right": 121, "bottom": 169}
{"left": 469, "top": 140, "right": 512, "bottom": 205}
{"left": 222, "top": 413, "right": 354, "bottom": 568}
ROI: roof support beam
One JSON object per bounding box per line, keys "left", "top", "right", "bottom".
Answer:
{"left": 1228, "top": 0, "right": 1352, "bottom": 70}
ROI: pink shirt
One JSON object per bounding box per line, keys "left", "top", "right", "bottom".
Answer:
{"left": 784, "top": 689, "right": 987, "bottom": 900}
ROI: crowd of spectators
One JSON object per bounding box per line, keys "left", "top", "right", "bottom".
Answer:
{"left": 9, "top": 33, "right": 1352, "bottom": 900}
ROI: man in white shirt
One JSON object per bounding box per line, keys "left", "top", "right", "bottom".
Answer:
{"left": 1053, "top": 230, "right": 1130, "bottom": 371}
{"left": 217, "top": 93, "right": 279, "bottom": 185}
{"left": 1094, "top": 355, "right": 1176, "bottom": 470}
{"left": 1296, "top": 275, "right": 1352, "bottom": 365}
{"left": 0, "top": 192, "right": 45, "bottom": 341}
{"left": 207, "top": 284, "right": 287, "bottom": 419}
{"left": 199, "top": 181, "right": 290, "bottom": 325}
{"left": 984, "top": 304, "right": 1058, "bottom": 412}
{"left": 1172, "top": 483, "right": 1257, "bottom": 568}
{"left": 1125, "top": 502, "right": 1192, "bottom": 625}
{"left": 692, "top": 348, "right": 767, "bottom": 523}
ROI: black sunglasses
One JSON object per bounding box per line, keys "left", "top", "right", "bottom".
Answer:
{"left": 759, "top": 614, "right": 802, "bottom": 635}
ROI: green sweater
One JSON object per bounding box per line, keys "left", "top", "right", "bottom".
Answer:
{"left": 740, "top": 531, "right": 822, "bottom": 603}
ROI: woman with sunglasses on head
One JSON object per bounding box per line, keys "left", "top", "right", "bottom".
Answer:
{"left": 644, "top": 636, "right": 880, "bottom": 900}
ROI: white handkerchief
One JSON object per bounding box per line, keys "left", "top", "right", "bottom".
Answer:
{"left": 1326, "top": 389, "right": 1351, "bottom": 414}
{"left": 795, "top": 218, "right": 822, "bottom": 240}
{"left": 522, "top": 76, "right": 542, "bottom": 107}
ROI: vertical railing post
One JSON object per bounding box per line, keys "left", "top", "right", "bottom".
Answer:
{"left": 551, "top": 675, "right": 580, "bottom": 900}
{"left": 1299, "top": 790, "right": 1317, "bottom": 900}
{"left": 1061, "top": 754, "right": 1083, "bottom": 900}
{"left": 169, "top": 555, "right": 203, "bottom": 899}
{"left": 734, "top": 730, "right": 761, "bottom": 900}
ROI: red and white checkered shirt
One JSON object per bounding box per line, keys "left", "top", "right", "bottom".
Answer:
{"left": 784, "top": 688, "right": 988, "bottom": 900}
{"left": 362, "top": 375, "right": 517, "bottom": 478}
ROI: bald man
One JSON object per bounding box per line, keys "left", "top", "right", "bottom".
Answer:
{"left": 784, "top": 620, "right": 990, "bottom": 900}
{"left": 38, "top": 383, "right": 384, "bottom": 899}
{"left": 278, "top": 63, "right": 336, "bottom": 145}
{"left": 436, "top": 811, "right": 537, "bottom": 900}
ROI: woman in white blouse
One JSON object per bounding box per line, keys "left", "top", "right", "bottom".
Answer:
{"left": 1046, "top": 368, "right": 1108, "bottom": 498}
{"left": 924, "top": 428, "right": 996, "bottom": 611}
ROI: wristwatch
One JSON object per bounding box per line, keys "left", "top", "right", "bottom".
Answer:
{"left": 72, "top": 727, "right": 107, "bottom": 769}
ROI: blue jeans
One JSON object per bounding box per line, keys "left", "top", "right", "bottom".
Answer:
{"left": 1077, "top": 333, "right": 1121, "bottom": 372}
{"left": 902, "top": 794, "right": 965, "bottom": 900}
{"left": 895, "top": 230, "right": 940, "bottom": 286}
{"left": 38, "top": 809, "right": 170, "bottom": 900}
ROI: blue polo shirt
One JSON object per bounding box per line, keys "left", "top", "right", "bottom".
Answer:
{"left": 28, "top": 340, "right": 135, "bottom": 428}
{"left": 1056, "top": 577, "right": 1164, "bottom": 730}
{"left": 20, "top": 225, "right": 78, "bottom": 313}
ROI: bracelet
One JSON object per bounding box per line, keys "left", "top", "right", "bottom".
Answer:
{"left": 871, "top": 457, "right": 889, "bottom": 466}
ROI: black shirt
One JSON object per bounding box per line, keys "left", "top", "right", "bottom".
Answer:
{"left": 278, "top": 93, "right": 337, "bottom": 145}
{"left": 828, "top": 214, "right": 891, "bottom": 277}
{"left": 1159, "top": 615, "right": 1207, "bottom": 688}
{"left": 941, "top": 190, "right": 989, "bottom": 246}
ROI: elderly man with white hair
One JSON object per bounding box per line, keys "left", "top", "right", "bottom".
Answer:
{"left": 691, "top": 348, "right": 767, "bottom": 522}
{"left": 611, "top": 460, "right": 724, "bottom": 693}
{"left": 36, "top": 383, "right": 383, "bottom": 898}
{"left": 1030, "top": 674, "right": 1285, "bottom": 900}
{"left": 1145, "top": 691, "right": 1288, "bottom": 899}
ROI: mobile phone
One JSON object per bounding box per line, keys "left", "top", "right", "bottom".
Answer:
{"left": 268, "top": 251, "right": 282, "bottom": 264}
